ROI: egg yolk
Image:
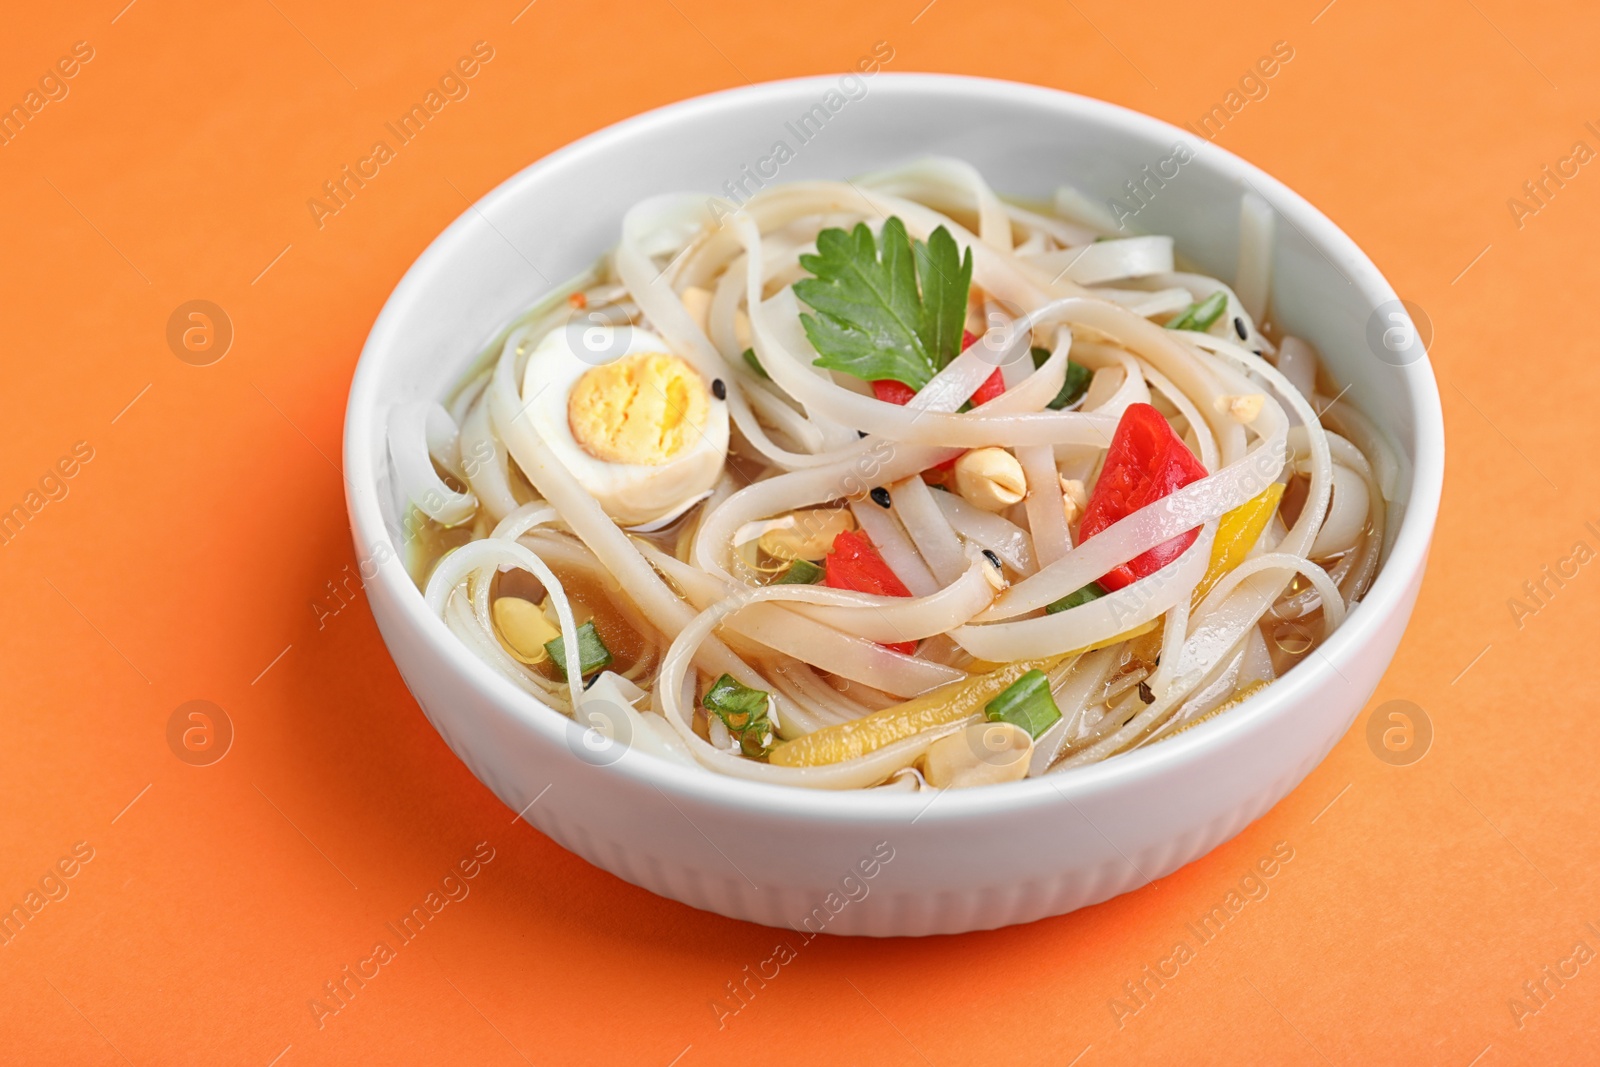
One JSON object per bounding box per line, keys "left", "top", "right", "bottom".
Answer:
{"left": 568, "top": 351, "right": 710, "bottom": 466}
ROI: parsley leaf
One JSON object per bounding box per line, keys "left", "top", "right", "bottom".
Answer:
{"left": 914, "top": 225, "right": 971, "bottom": 372}
{"left": 793, "top": 217, "right": 973, "bottom": 390}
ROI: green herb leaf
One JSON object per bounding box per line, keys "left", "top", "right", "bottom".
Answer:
{"left": 1166, "top": 291, "right": 1228, "bottom": 333}
{"left": 741, "top": 347, "right": 769, "bottom": 380}
{"left": 913, "top": 225, "right": 971, "bottom": 371}
{"left": 703, "top": 674, "right": 776, "bottom": 757}
{"left": 1031, "top": 346, "right": 1093, "bottom": 411}
{"left": 793, "top": 217, "right": 973, "bottom": 390}
{"left": 773, "top": 558, "right": 824, "bottom": 585}
{"left": 984, "top": 669, "right": 1062, "bottom": 739}
{"left": 1045, "top": 582, "right": 1106, "bottom": 614}
{"left": 544, "top": 620, "right": 613, "bottom": 679}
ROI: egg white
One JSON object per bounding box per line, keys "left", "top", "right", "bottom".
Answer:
{"left": 520, "top": 324, "right": 728, "bottom": 527}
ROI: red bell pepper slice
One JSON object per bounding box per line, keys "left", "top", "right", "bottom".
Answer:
{"left": 870, "top": 331, "right": 1002, "bottom": 477}
{"left": 870, "top": 379, "right": 918, "bottom": 405}
{"left": 967, "top": 328, "right": 1006, "bottom": 406}
{"left": 1077, "top": 403, "right": 1208, "bottom": 592}
{"left": 968, "top": 370, "right": 1006, "bottom": 407}
{"left": 823, "top": 529, "right": 917, "bottom": 655}
{"left": 871, "top": 330, "right": 1003, "bottom": 412}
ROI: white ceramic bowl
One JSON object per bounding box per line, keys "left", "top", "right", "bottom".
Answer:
{"left": 344, "top": 74, "right": 1443, "bottom": 936}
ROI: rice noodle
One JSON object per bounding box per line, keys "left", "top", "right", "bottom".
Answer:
{"left": 393, "top": 158, "right": 1389, "bottom": 790}
{"left": 933, "top": 492, "right": 1037, "bottom": 574}
{"left": 459, "top": 392, "right": 520, "bottom": 523}
{"left": 389, "top": 402, "right": 477, "bottom": 525}
{"left": 1023, "top": 236, "right": 1175, "bottom": 285}
{"left": 889, "top": 476, "right": 969, "bottom": 585}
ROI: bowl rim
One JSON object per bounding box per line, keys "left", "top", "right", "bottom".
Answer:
{"left": 344, "top": 71, "right": 1445, "bottom": 824}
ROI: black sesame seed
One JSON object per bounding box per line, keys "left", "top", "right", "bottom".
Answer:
{"left": 711, "top": 378, "right": 726, "bottom": 400}
{"left": 857, "top": 429, "right": 868, "bottom": 438}
{"left": 1233, "top": 317, "right": 1248, "bottom": 340}
{"left": 1251, "top": 348, "right": 1263, "bottom": 357}
{"left": 982, "top": 549, "right": 1002, "bottom": 569}
{"left": 1137, "top": 681, "right": 1155, "bottom": 705}
{"left": 870, "top": 486, "right": 892, "bottom": 508}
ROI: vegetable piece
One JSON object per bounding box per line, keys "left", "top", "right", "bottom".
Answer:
{"left": 794, "top": 217, "right": 973, "bottom": 390}
{"left": 956, "top": 330, "right": 1005, "bottom": 410}
{"left": 1045, "top": 582, "right": 1105, "bottom": 614}
{"left": 984, "top": 669, "right": 1063, "bottom": 739}
{"left": 773, "top": 558, "right": 825, "bottom": 585}
{"left": 769, "top": 655, "right": 1066, "bottom": 768}
{"left": 823, "top": 529, "right": 916, "bottom": 654}
{"left": 871, "top": 379, "right": 918, "bottom": 405}
{"left": 768, "top": 621, "right": 1156, "bottom": 767}
{"left": 870, "top": 328, "right": 1002, "bottom": 409}
{"left": 1077, "top": 403, "right": 1209, "bottom": 591}
{"left": 866, "top": 332, "right": 1002, "bottom": 484}
{"left": 1192, "top": 482, "right": 1285, "bottom": 604}
{"left": 702, "top": 674, "right": 776, "bottom": 758}
{"left": 966, "top": 329, "right": 1007, "bottom": 407}
{"left": 960, "top": 369, "right": 998, "bottom": 412}
{"left": 1165, "top": 291, "right": 1228, "bottom": 332}
{"left": 544, "top": 620, "right": 613, "bottom": 679}
{"left": 1031, "top": 345, "right": 1093, "bottom": 411}
{"left": 968, "top": 369, "right": 1006, "bottom": 406}
{"left": 741, "top": 347, "right": 769, "bottom": 380}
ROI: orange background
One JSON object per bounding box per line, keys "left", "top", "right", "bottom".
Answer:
{"left": 2, "top": 0, "right": 1596, "bottom": 1063}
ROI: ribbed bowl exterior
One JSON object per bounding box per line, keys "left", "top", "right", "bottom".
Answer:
{"left": 369, "top": 564, "right": 1419, "bottom": 936}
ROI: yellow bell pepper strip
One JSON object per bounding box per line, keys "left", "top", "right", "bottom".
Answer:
{"left": 767, "top": 622, "right": 1157, "bottom": 768}
{"left": 1193, "top": 482, "right": 1285, "bottom": 605}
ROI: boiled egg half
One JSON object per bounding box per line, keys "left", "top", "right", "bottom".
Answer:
{"left": 520, "top": 324, "right": 728, "bottom": 527}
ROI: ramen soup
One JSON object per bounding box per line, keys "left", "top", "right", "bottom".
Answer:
{"left": 390, "top": 159, "right": 1392, "bottom": 791}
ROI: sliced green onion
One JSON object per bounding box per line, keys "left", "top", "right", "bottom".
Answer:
{"left": 703, "top": 673, "right": 776, "bottom": 757}
{"left": 742, "top": 347, "right": 769, "bottom": 380}
{"left": 1031, "top": 346, "right": 1094, "bottom": 411}
{"left": 774, "top": 558, "right": 824, "bottom": 585}
{"left": 1166, "top": 291, "right": 1228, "bottom": 333}
{"left": 1045, "top": 582, "right": 1106, "bottom": 614}
{"left": 544, "top": 620, "right": 612, "bottom": 679}
{"left": 983, "top": 669, "right": 1062, "bottom": 739}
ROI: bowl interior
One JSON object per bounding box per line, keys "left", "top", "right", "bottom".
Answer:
{"left": 345, "top": 73, "right": 1441, "bottom": 809}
